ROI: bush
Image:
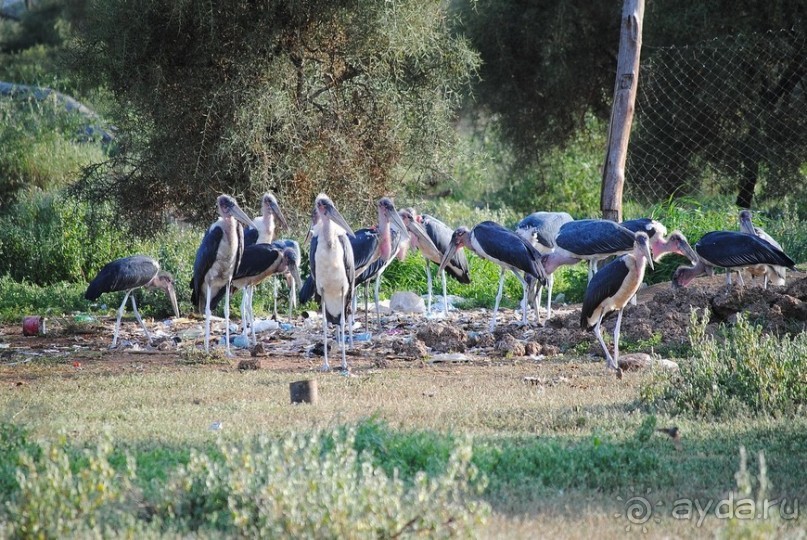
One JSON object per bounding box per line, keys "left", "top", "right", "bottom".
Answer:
{"left": 5, "top": 432, "right": 141, "bottom": 539}
{"left": 642, "top": 310, "right": 807, "bottom": 416}
{"left": 157, "top": 429, "right": 488, "bottom": 538}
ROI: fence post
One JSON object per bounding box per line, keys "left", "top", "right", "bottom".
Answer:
{"left": 601, "top": 0, "right": 645, "bottom": 222}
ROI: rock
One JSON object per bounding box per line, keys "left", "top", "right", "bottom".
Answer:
{"left": 467, "top": 332, "right": 495, "bottom": 348}
{"left": 524, "top": 341, "right": 541, "bottom": 356}
{"left": 417, "top": 323, "right": 467, "bottom": 353}
{"left": 390, "top": 292, "right": 426, "bottom": 314}
{"left": 237, "top": 358, "right": 260, "bottom": 370}
{"left": 617, "top": 353, "right": 653, "bottom": 371}
{"left": 776, "top": 294, "right": 807, "bottom": 321}
{"left": 393, "top": 338, "right": 429, "bottom": 358}
{"left": 494, "top": 334, "right": 526, "bottom": 357}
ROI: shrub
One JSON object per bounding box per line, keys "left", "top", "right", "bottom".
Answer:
{"left": 642, "top": 310, "right": 807, "bottom": 416}
{"left": 157, "top": 429, "right": 489, "bottom": 538}
{"left": 5, "top": 432, "right": 140, "bottom": 539}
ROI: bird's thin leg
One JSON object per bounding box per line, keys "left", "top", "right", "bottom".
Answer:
{"left": 532, "top": 281, "right": 543, "bottom": 323}
{"left": 726, "top": 271, "right": 733, "bottom": 286}
{"left": 374, "top": 272, "right": 382, "bottom": 328}
{"left": 737, "top": 270, "right": 745, "bottom": 287}
{"left": 340, "top": 290, "right": 348, "bottom": 371}
{"left": 587, "top": 260, "right": 596, "bottom": 283}
{"left": 763, "top": 273, "right": 769, "bottom": 290}
{"left": 593, "top": 313, "right": 615, "bottom": 370}
{"left": 613, "top": 309, "right": 624, "bottom": 370}
{"left": 321, "top": 299, "right": 330, "bottom": 371}
{"left": 513, "top": 271, "right": 529, "bottom": 326}
{"left": 129, "top": 294, "right": 151, "bottom": 343}
{"left": 272, "top": 278, "right": 279, "bottom": 320}
{"left": 240, "top": 287, "right": 249, "bottom": 337}
{"left": 111, "top": 291, "right": 131, "bottom": 348}
{"left": 364, "top": 281, "right": 370, "bottom": 330}
{"left": 249, "top": 287, "right": 258, "bottom": 346}
{"left": 204, "top": 283, "right": 212, "bottom": 353}
{"left": 441, "top": 269, "right": 448, "bottom": 317}
{"left": 289, "top": 275, "right": 296, "bottom": 321}
{"left": 224, "top": 283, "right": 232, "bottom": 356}
{"left": 425, "top": 262, "right": 433, "bottom": 313}
{"left": 546, "top": 273, "right": 554, "bottom": 320}
{"left": 489, "top": 268, "right": 506, "bottom": 332}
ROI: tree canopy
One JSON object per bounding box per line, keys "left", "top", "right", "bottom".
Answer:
{"left": 70, "top": 0, "right": 479, "bottom": 231}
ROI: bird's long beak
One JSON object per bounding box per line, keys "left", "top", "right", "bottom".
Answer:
{"left": 231, "top": 203, "right": 259, "bottom": 230}
{"left": 678, "top": 236, "right": 699, "bottom": 264}
{"left": 438, "top": 242, "right": 459, "bottom": 274}
{"left": 328, "top": 206, "right": 355, "bottom": 237}
{"left": 388, "top": 206, "right": 409, "bottom": 237}
{"left": 166, "top": 283, "right": 180, "bottom": 318}
{"left": 643, "top": 241, "right": 655, "bottom": 271}
{"left": 289, "top": 261, "right": 303, "bottom": 291}
{"left": 407, "top": 220, "right": 439, "bottom": 254}
{"left": 271, "top": 200, "right": 289, "bottom": 229}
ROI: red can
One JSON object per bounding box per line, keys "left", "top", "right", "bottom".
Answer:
{"left": 22, "top": 316, "right": 46, "bottom": 336}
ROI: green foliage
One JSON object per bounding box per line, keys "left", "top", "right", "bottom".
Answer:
{"left": 157, "top": 429, "right": 488, "bottom": 538}
{"left": 5, "top": 432, "right": 141, "bottom": 539}
{"left": 0, "top": 97, "right": 107, "bottom": 206}
{"left": 0, "top": 275, "right": 88, "bottom": 322}
{"left": 0, "top": 424, "right": 41, "bottom": 499}
{"left": 642, "top": 310, "right": 807, "bottom": 416}
{"left": 70, "top": 0, "right": 480, "bottom": 232}
{"left": 0, "top": 190, "right": 134, "bottom": 284}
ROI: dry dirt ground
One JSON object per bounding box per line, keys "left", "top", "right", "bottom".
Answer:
{"left": 2, "top": 271, "right": 805, "bottom": 383}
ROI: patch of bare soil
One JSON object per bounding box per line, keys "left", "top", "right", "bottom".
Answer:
{"left": 1, "top": 272, "right": 805, "bottom": 382}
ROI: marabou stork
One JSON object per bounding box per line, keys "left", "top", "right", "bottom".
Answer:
{"left": 243, "top": 193, "right": 290, "bottom": 319}
{"left": 398, "top": 208, "right": 469, "bottom": 316}
{"left": 269, "top": 238, "right": 302, "bottom": 320}
{"left": 439, "top": 221, "right": 547, "bottom": 331}
{"left": 738, "top": 209, "right": 787, "bottom": 288}
{"left": 309, "top": 194, "right": 356, "bottom": 371}
{"left": 190, "top": 194, "right": 257, "bottom": 354}
{"left": 353, "top": 197, "right": 410, "bottom": 326}
{"left": 672, "top": 230, "right": 796, "bottom": 289}
{"left": 210, "top": 244, "right": 301, "bottom": 345}
{"left": 85, "top": 255, "right": 179, "bottom": 348}
{"left": 243, "top": 192, "right": 289, "bottom": 246}
{"left": 581, "top": 232, "right": 653, "bottom": 376}
{"left": 515, "top": 211, "right": 573, "bottom": 322}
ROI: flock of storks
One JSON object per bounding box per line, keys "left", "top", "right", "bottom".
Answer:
{"left": 85, "top": 194, "right": 796, "bottom": 375}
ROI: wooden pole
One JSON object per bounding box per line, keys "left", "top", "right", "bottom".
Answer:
{"left": 601, "top": 0, "right": 645, "bottom": 222}
{"left": 290, "top": 379, "right": 318, "bottom": 405}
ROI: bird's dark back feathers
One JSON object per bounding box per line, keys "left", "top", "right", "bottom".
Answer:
{"left": 696, "top": 231, "right": 796, "bottom": 269}
{"left": 85, "top": 255, "right": 159, "bottom": 300}
{"left": 556, "top": 220, "right": 635, "bottom": 256}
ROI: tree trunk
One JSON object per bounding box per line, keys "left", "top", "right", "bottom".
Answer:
{"left": 601, "top": 0, "right": 645, "bottom": 222}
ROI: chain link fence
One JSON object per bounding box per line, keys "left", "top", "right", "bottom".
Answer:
{"left": 626, "top": 30, "right": 807, "bottom": 209}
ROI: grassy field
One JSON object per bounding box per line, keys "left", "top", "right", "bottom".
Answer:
{"left": 2, "top": 338, "right": 805, "bottom": 538}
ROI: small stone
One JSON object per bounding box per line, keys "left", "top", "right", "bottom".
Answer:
{"left": 417, "top": 323, "right": 467, "bottom": 353}
{"left": 524, "top": 341, "right": 541, "bottom": 356}
{"left": 237, "top": 358, "right": 260, "bottom": 371}
{"left": 393, "top": 338, "right": 429, "bottom": 358}
{"left": 617, "top": 353, "right": 653, "bottom": 371}
{"left": 494, "top": 334, "right": 526, "bottom": 357}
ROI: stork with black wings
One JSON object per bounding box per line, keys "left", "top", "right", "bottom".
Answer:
{"left": 439, "top": 221, "right": 547, "bottom": 331}
{"left": 190, "top": 194, "right": 257, "bottom": 354}
{"left": 581, "top": 232, "right": 653, "bottom": 377}
{"left": 86, "top": 255, "right": 179, "bottom": 348}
